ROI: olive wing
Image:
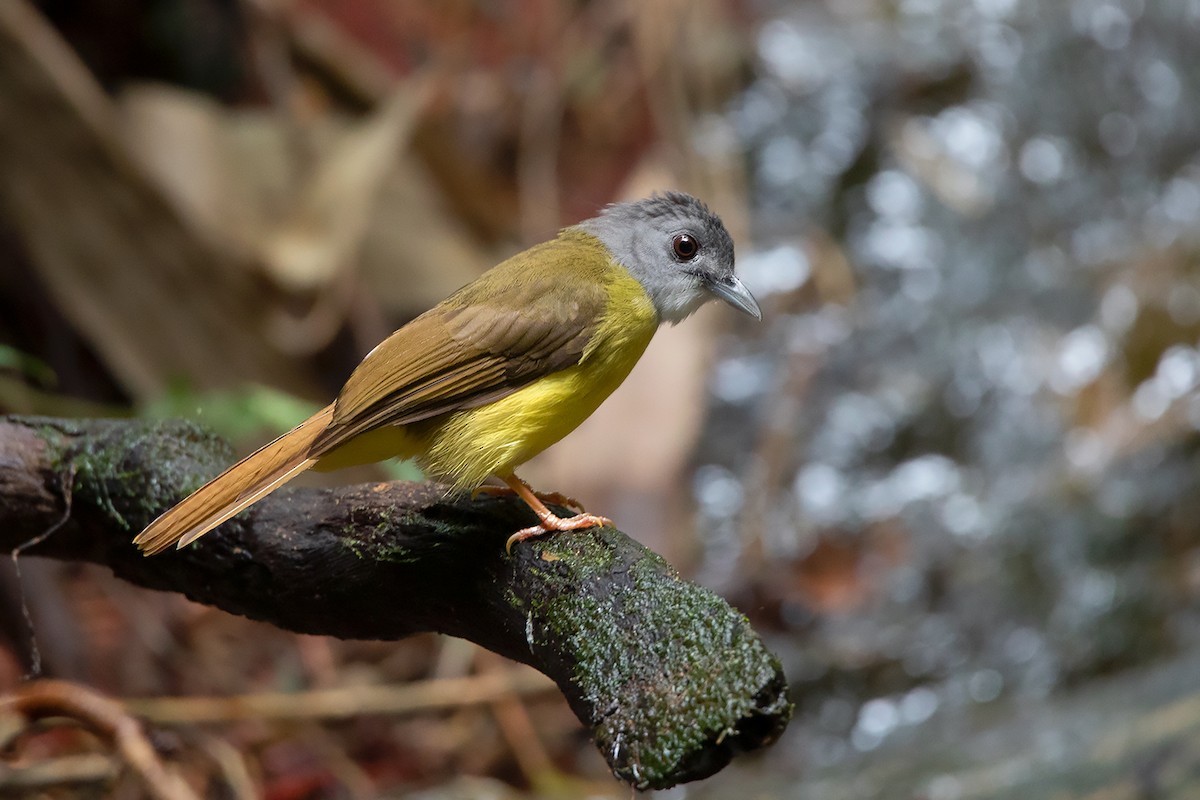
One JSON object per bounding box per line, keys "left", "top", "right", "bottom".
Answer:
{"left": 310, "top": 275, "right": 606, "bottom": 457}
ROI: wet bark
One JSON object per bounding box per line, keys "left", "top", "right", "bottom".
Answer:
{"left": 0, "top": 415, "right": 791, "bottom": 789}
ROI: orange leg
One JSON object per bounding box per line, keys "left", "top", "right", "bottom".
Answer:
{"left": 472, "top": 484, "right": 586, "bottom": 513}
{"left": 497, "top": 474, "right": 612, "bottom": 552}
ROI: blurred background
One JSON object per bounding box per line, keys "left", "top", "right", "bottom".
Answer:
{"left": 4, "top": 0, "right": 1200, "bottom": 797}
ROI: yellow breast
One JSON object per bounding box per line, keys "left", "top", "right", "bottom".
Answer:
{"left": 416, "top": 266, "right": 658, "bottom": 488}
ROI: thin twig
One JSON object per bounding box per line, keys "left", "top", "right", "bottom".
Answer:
{"left": 3, "top": 679, "right": 201, "bottom": 800}
{"left": 10, "top": 463, "right": 74, "bottom": 677}
{"left": 478, "top": 650, "right": 556, "bottom": 785}
{"left": 125, "top": 668, "right": 555, "bottom": 724}
{"left": 0, "top": 753, "right": 118, "bottom": 792}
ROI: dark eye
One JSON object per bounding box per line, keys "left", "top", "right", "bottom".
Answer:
{"left": 672, "top": 233, "right": 699, "bottom": 261}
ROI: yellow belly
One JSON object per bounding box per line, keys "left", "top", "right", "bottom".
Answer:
{"left": 315, "top": 267, "right": 659, "bottom": 488}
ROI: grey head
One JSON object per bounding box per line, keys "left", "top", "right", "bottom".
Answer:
{"left": 574, "top": 192, "right": 762, "bottom": 324}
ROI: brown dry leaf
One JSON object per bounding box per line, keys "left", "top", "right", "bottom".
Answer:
{"left": 118, "top": 76, "right": 484, "bottom": 355}
{"left": 118, "top": 85, "right": 248, "bottom": 257}
{"left": 357, "top": 150, "right": 494, "bottom": 316}
{"left": 259, "top": 85, "right": 430, "bottom": 293}
{"left": 0, "top": 0, "right": 315, "bottom": 399}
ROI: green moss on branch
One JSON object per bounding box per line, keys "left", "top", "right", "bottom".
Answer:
{"left": 0, "top": 414, "right": 791, "bottom": 789}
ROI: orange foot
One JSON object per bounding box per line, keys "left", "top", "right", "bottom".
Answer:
{"left": 505, "top": 511, "right": 614, "bottom": 553}
{"left": 494, "top": 474, "right": 613, "bottom": 553}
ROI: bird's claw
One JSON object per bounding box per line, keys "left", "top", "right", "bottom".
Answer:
{"left": 505, "top": 512, "right": 613, "bottom": 553}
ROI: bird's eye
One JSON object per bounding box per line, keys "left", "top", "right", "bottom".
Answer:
{"left": 672, "top": 233, "right": 699, "bottom": 261}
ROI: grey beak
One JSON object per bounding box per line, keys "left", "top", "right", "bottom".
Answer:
{"left": 709, "top": 275, "right": 763, "bottom": 321}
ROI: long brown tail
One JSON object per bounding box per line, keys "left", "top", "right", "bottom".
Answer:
{"left": 133, "top": 404, "right": 336, "bottom": 555}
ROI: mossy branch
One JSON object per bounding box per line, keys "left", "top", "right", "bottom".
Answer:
{"left": 0, "top": 415, "right": 790, "bottom": 790}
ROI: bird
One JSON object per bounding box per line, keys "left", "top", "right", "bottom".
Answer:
{"left": 133, "top": 192, "right": 761, "bottom": 555}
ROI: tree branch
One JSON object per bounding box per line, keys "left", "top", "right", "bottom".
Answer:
{"left": 0, "top": 415, "right": 790, "bottom": 790}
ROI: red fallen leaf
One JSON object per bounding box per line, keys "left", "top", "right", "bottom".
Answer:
{"left": 791, "top": 523, "right": 911, "bottom": 613}
{"left": 263, "top": 769, "right": 339, "bottom": 800}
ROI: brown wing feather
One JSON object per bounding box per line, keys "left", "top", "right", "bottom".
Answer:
{"left": 311, "top": 235, "right": 612, "bottom": 458}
